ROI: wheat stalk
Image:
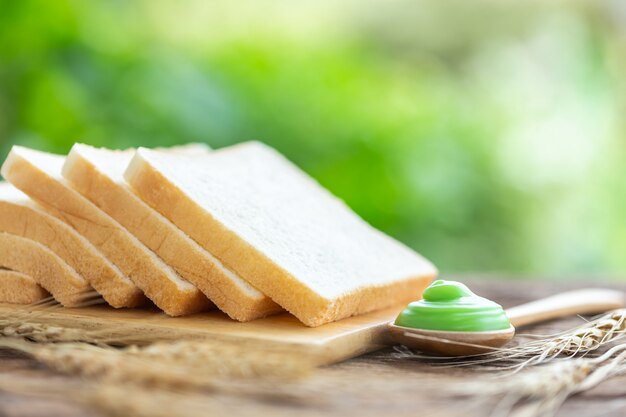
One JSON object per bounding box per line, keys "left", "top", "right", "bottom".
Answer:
{"left": 478, "top": 309, "right": 626, "bottom": 372}
{"left": 0, "top": 322, "right": 97, "bottom": 342}
{"left": 0, "top": 376, "right": 299, "bottom": 417}
{"left": 0, "top": 297, "right": 316, "bottom": 384}
{"left": 0, "top": 339, "right": 316, "bottom": 416}
{"left": 0, "top": 335, "right": 313, "bottom": 387}
{"left": 3, "top": 340, "right": 623, "bottom": 417}
{"left": 447, "top": 342, "right": 626, "bottom": 417}
{"left": 507, "top": 309, "right": 626, "bottom": 367}
{"left": 0, "top": 292, "right": 115, "bottom": 344}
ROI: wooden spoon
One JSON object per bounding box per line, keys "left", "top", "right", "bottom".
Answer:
{"left": 388, "top": 288, "right": 625, "bottom": 356}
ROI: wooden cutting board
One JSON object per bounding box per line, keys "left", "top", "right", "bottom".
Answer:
{"left": 0, "top": 303, "right": 404, "bottom": 366}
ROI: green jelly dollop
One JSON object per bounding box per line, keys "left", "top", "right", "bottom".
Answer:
{"left": 394, "top": 280, "right": 511, "bottom": 332}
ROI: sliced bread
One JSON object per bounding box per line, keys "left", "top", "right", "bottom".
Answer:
{"left": 0, "top": 182, "right": 146, "bottom": 308}
{"left": 0, "top": 232, "right": 91, "bottom": 306}
{"left": 125, "top": 141, "right": 437, "bottom": 327}
{"left": 62, "top": 144, "right": 279, "bottom": 321}
{"left": 1, "top": 146, "right": 211, "bottom": 316}
{"left": 0, "top": 269, "right": 50, "bottom": 304}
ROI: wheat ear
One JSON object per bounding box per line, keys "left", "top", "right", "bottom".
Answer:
{"left": 449, "top": 342, "right": 626, "bottom": 417}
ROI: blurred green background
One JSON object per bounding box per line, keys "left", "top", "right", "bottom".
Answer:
{"left": 1, "top": 0, "right": 625, "bottom": 278}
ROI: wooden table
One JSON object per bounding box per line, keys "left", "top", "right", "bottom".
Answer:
{"left": 1, "top": 279, "right": 625, "bottom": 417}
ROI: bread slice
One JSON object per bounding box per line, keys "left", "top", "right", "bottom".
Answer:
{"left": 125, "top": 141, "right": 438, "bottom": 327}
{"left": 0, "top": 232, "right": 91, "bottom": 306}
{"left": 1, "top": 146, "right": 211, "bottom": 316}
{"left": 0, "top": 269, "right": 50, "bottom": 304}
{"left": 0, "top": 182, "right": 145, "bottom": 308}
{"left": 62, "top": 144, "right": 279, "bottom": 321}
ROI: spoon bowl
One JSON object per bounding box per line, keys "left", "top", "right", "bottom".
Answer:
{"left": 388, "top": 288, "right": 625, "bottom": 356}
{"left": 388, "top": 323, "right": 515, "bottom": 356}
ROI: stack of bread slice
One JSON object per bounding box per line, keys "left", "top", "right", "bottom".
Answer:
{"left": 0, "top": 141, "right": 436, "bottom": 326}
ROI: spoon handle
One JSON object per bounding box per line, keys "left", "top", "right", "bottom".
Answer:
{"left": 505, "top": 288, "right": 625, "bottom": 328}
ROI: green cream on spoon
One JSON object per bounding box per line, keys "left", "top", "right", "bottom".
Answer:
{"left": 389, "top": 280, "right": 625, "bottom": 356}
{"left": 394, "top": 280, "right": 511, "bottom": 332}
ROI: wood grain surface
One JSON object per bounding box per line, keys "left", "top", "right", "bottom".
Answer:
{"left": 0, "top": 301, "right": 406, "bottom": 366}
{"left": 1, "top": 279, "right": 625, "bottom": 417}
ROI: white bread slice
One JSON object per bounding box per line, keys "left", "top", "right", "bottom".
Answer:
{"left": 0, "top": 232, "right": 91, "bottom": 306}
{"left": 0, "top": 269, "right": 49, "bottom": 304}
{"left": 62, "top": 144, "right": 280, "bottom": 321}
{"left": 0, "top": 182, "right": 145, "bottom": 308}
{"left": 1, "top": 146, "right": 211, "bottom": 316}
{"left": 125, "top": 141, "right": 438, "bottom": 327}
{"left": 154, "top": 143, "right": 212, "bottom": 155}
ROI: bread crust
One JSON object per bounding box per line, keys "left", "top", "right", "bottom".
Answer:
{"left": 126, "top": 145, "right": 437, "bottom": 327}
{"left": 0, "top": 184, "right": 146, "bottom": 308}
{"left": 0, "top": 232, "right": 90, "bottom": 306}
{"left": 63, "top": 145, "right": 281, "bottom": 321}
{"left": 1, "top": 147, "right": 211, "bottom": 316}
{"left": 0, "top": 269, "right": 49, "bottom": 304}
